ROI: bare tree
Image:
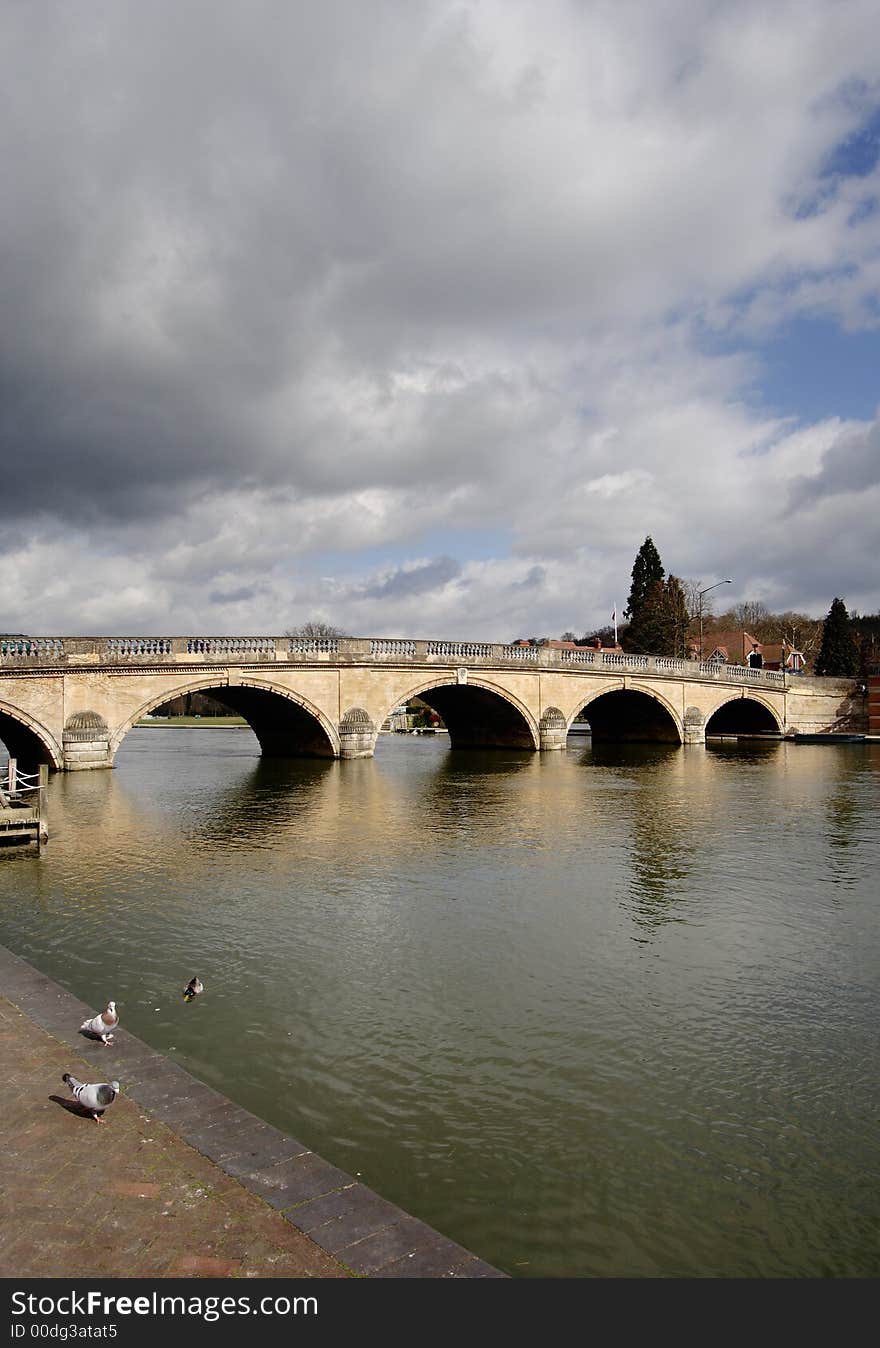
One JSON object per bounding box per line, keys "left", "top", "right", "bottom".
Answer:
{"left": 732, "top": 601, "right": 772, "bottom": 638}
{"left": 582, "top": 624, "right": 619, "bottom": 646}
{"left": 285, "top": 620, "right": 345, "bottom": 639}
{"left": 681, "top": 579, "right": 703, "bottom": 618}
{"left": 709, "top": 605, "right": 823, "bottom": 667}
{"left": 771, "top": 611, "right": 823, "bottom": 660}
{"left": 682, "top": 578, "right": 707, "bottom": 645}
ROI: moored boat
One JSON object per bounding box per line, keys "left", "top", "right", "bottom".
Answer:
{"left": 791, "top": 733, "right": 865, "bottom": 743}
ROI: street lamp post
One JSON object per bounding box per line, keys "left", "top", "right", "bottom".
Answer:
{"left": 697, "top": 579, "right": 732, "bottom": 663}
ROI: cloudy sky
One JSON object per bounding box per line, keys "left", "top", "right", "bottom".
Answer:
{"left": 3, "top": 0, "right": 879, "bottom": 640}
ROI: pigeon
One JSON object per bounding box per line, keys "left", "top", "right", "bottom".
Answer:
{"left": 80, "top": 1000, "right": 118, "bottom": 1044}
{"left": 183, "top": 976, "right": 204, "bottom": 1002}
{"left": 62, "top": 1073, "right": 119, "bottom": 1123}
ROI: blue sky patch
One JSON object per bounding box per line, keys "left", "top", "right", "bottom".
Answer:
{"left": 821, "top": 102, "right": 880, "bottom": 179}
{"left": 751, "top": 317, "right": 880, "bottom": 423}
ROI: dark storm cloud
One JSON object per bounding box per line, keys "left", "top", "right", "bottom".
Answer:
{"left": 516, "top": 564, "right": 546, "bottom": 589}
{"left": 0, "top": 2, "right": 433, "bottom": 523}
{"left": 788, "top": 420, "right": 880, "bottom": 510}
{"left": 0, "top": 361, "right": 245, "bottom": 523}
{"left": 361, "top": 556, "right": 461, "bottom": 599}
{"left": 1, "top": 0, "right": 566, "bottom": 529}
{"left": 209, "top": 585, "right": 258, "bottom": 605}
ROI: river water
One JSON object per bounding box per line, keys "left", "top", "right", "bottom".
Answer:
{"left": 1, "top": 728, "right": 878, "bottom": 1277}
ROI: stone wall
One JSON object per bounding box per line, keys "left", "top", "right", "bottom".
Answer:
{"left": 784, "top": 676, "right": 868, "bottom": 734}
{"left": 867, "top": 675, "right": 880, "bottom": 735}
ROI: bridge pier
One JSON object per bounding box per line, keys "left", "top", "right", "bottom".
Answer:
{"left": 682, "top": 706, "right": 706, "bottom": 746}
{"left": 338, "top": 708, "right": 377, "bottom": 759}
{"left": 62, "top": 711, "right": 113, "bottom": 771}
{"left": 539, "top": 707, "right": 567, "bottom": 752}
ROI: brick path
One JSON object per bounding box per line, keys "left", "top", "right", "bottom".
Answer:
{"left": 0, "top": 946, "right": 505, "bottom": 1279}
{"left": 0, "top": 995, "right": 348, "bottom": 1279}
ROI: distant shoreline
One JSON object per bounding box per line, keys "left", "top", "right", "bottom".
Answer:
{"left": 135, "top": 716, "right": 249, "bottom": 728}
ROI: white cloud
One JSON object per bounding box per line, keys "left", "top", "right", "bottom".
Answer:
{"left": 1, "top": 0, "right": 879, "bottom": 639}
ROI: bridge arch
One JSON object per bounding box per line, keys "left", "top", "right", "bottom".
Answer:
{"left": 572, "top": 683, "right": 683, "bottom": 744}
{"left": 0, "top": 700, "right": 63, "bottom": 770}
{"left": 385, "top": 676, "right": 540, "bottom": 750}
{"left": 112, "top": 678, "right": 340, "bottom": 760}
{"left": 705, "top": 693, "right": 784, "bottom": 737}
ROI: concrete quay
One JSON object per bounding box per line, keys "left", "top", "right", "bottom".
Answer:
{"left": 0, "top": 944, "right": 505, "bottom": 1280}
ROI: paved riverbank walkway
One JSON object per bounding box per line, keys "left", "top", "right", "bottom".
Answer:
{"left": 0, "top": 946, "right": 504, "bottom": 1279}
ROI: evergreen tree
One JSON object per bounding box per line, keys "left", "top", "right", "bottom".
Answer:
{"left": 624, "top": 536, "right": 664, "bottom": 621}
{"left": 626, "top": 575, "right": 690, "bottom": 656}
{"left": 815, "top": 597, "right": 859, "bottom": 676}
{"left": 851, "top": 611, "right": 880, "bottom": 672}
{"left": 625, "top": 579, "right": 664, "bottom": 653}
{"left": 664, "top": 575, "right": 691, "bottom": 658}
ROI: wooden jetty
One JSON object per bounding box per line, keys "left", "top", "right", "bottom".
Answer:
{"left": 0, "top": 760, "right": 48, "bottom": 848}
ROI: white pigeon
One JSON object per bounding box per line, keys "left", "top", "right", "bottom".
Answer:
{"left": 62, "top": 1073, "right": 119, "bottom": 1123}
{"left": 79, "top": 1000, "right": 118, "bottom": 1044}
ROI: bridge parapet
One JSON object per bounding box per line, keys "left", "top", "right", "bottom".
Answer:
{"left": 0, "top": 638, "right": 65, "bottom": 660}
{"left": 0, "top": 635, "right": 788, "bottom": 686}
{"left": 107, "top": 637, "right": 174, "bottom": 657}
{"left": 602, "top": 652, "right": 648, "bottom": 669}
{"left": 698, "top": 661, "right": 785, "bottom": 685}
{"left": 371, "top": 639, "right": 417, "bottom": 656}
{"left": 289, "top": 637, "right": 341, "bottom": 655}
{"left": 186, "top": 637, "right": 277, "bottom": 657}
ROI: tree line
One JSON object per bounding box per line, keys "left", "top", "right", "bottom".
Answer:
{"left": 176, "top": 584, "right": 875, "bottom": 681}
{"left": 564, "top": 536, "right": 877, "bottom": 676}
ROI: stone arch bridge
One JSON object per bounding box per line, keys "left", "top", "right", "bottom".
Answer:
{"left": 0, "top": 635, "right": 864, "bottom": 771}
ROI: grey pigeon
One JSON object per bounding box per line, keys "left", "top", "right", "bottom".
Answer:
{"left": 183, "top": 976, "right": 203, "bottom": 1002}
{"left": 80, "top": 1000, "right": 118, "bottom": 1044}
{"left": 62, "top": 1073, "right": 119, "bottom": 1123}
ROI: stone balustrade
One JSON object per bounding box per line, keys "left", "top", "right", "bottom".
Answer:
{"left": 425, "top": 641, "right": 494, "bottom": 658}
{"left": 0, "top": 638, "right": 65, "bottom": 659}
{"left": 105, "top": 638, "right": 173, "bottom": 657}
{"left": 500, "top": 644, "right": 539, "bottom": 661}
{"left": 0, "top": 634, "right": 791, "bottom": 686}
{"left": 371, "top": 639, "right": 416, "bottom": 656}
{"left": 288, "top": 638, "right": 340, "bottom": 654}
{"left": 187, "top": 637, "right": 277, "bottom": 656}
{"left": 602, "top": 652, "right": 648, "bottom": 669}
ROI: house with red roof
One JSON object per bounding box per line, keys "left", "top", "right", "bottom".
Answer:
{"left": 695, "top": 630, "right": 805, "bottom": 672}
